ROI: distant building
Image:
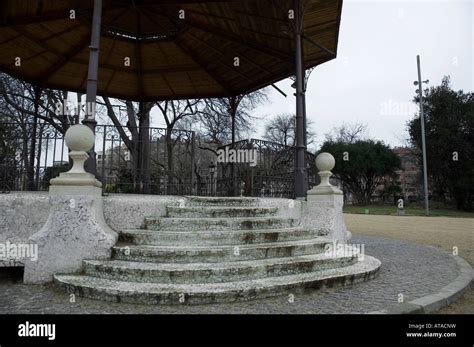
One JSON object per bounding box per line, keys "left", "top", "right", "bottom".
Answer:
{"left": 393, "top": 147, "right": 422, "bottom": 201}
{"left": 375, "top": 147, "right": 422, "bottom": 202}
{"left": 96, "top": 144, "right": 132, "bottom": 180}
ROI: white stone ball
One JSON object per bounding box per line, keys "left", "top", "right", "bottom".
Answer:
{"left": 316, "top": 152, "right": 335, "bottom": 172}
{"left": 65, "top": 125, "right": 95, "bottom": 152}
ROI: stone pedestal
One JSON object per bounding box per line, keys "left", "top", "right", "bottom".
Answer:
{"left": 23, "top": 125, "right": 117, "bottom": 284}
{"left": 300, "top": 152, "right": 351, "bottom": 243}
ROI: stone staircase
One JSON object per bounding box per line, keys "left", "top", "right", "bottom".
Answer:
{"left": 54, "top": 197, "right": 380, "bottom": 305}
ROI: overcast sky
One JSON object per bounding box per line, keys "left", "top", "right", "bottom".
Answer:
{"left": 251, "top": 0, "right": 473, "bottom": 148}
{"left": 146, "top": 1, "right": 474, "bottom": 148}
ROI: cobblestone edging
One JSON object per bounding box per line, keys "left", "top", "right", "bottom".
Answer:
{"left": 0, "top": 236, "right": 470, "bottom": 314}
{"left": 370, "top": 255, "right": 473, "bottom": 314}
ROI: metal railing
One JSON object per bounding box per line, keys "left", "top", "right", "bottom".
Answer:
{"left": 216, "top": 138, "right": 317, "bottom": 198}
{"left": 0, "top": 122, "right": 316, "bottom": 198}
{"left": 0, "top": 122, "right": 68, "bottom": 192}
{"left": 96, "top": 124, "right": 195, "bottom": 195}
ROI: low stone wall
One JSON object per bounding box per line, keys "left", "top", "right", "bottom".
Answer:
{"left": 0, "top": 193, "right": 303, "bottom": 243}
{"left": 0, "top": 192, "right": 49, "bottom": 244}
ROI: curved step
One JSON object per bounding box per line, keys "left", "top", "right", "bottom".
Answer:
{"left": 112, "top": 238, "right": 333, "bottom": 263}
{"left": 119, "top": 227, "right": 321, "bottom": 246}
{"left": 184, "top": 196, "right": 259, "bottom": 207}
{"left": 83, "top": 252, "right": 359, "bottom": 284}
{"left": 54, "top": 255, "right": 381, "bottom": 305}
{"left": 166, "top": 206, "right": 278, "bottom": 218}
{"left": 145, "top": 217, "right": 297, "bottom": 231}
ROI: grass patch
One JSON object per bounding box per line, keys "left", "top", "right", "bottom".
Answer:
{"left": 343, "top": 205, "right": 474, "bottom": 218}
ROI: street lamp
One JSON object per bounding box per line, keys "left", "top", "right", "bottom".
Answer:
{"left": 414, "top": 55, "right": 430, "bottom": 216}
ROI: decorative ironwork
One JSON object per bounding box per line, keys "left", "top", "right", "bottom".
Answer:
{"left": 0, "top": 122, "right": 68, "bottom": 191}
{"left": 216, "top": 139, "right": 317, "bottom": 198}
{"left": 0, "top": 122, "right": 316, "bottom": 198}
{"left": 95, "top": 124, "right": 196, "bottom": 195}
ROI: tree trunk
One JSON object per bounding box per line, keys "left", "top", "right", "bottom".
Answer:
{"left": 137, "top": 102, "right": 150, "bottom": 193}
{"left": 35, "top": 124, "right": 44, "bottom": 190}
{"left": 27, "top": 116, "right": 37, "bottom": 191}
{"left": 166, "top": 131, "right": 173, "bottom": 195}
{"left": 230, "top": 96, "right": 237, "bottom": 196}
{"left": 27, "top": 88, "right": 41, "bottom": 190}
{"left": 21, "top": 126, "right": 29, "bottom": 191}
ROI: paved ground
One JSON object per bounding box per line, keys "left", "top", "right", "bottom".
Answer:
{"left": 344, "top": 214, "right": 473, "bottom": 314}
{"left": 0, "top": 236, "right": 463, "bottom": 314}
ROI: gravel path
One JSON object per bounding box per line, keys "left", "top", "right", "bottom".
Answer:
{"left": 0, "top": 236, "right": 462, "bottom": 314}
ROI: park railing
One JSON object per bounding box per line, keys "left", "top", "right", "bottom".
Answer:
{"left": 96, "top": 124, "right": 195, "bottom": 195}
{"left": 0, "top": 122, "right": 317, "bottom": 198}
{"left": 0, "top": 121, "right": 67, "bottom": 192}
{"left": 216, "top": 138, "right": 318, "bottom": 198}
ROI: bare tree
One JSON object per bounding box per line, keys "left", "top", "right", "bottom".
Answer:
{"left": 324, "top": 122, "right": 369, "bottom": 144}
{"left": 101, "top": 97, "right": 154, "bottom": 192}
{"left": 264, "top": 113, "right": 295, "bottom": 146}
{"left": 0, "top": 73, "right": 79, "bottom": 189}
{"left": 263, "top": 113, "right": 317, "bottom": 150}
{"left": 156, "top": 99, "right": 199, "bottom": 194}
{"left": 0, "top": 74, "right": 78, "bottom": 133}
{"left": 197, "top": 90, "right": 268, "bottom": 145}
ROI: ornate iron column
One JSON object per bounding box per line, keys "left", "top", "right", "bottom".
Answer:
{"left": 294, "top": 0, "right": 307, "bottom": 199}
{"left": 82, "top": 0, "right": 103, "bottom": 176}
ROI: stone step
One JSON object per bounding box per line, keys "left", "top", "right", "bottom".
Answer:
{"left": 112, "top": 238, "right": 332, "bottom": 263}
{"left": 54, "top": 255, "right": 381, "bottom": 305}
{"left": 166, "top": 206, "right": 277, "bottom": 218}
{"left": 144, "top": 217, "right": 297, "bottom": 231}
{"left": 184, "top": 196, "right": 259, "bottom": 207}
{"left": 119, "top": 227, "right": 323, "bottom": 246}
{"left": 82, "top": 252, "right": 359, "bottom": 284}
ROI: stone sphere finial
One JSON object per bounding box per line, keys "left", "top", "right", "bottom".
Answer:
{"left": 316, "top": 152, "right": 335, "bottom": 172}
{"left": 65, "top": 125, "right": 94, "bottom": 152}
{"left": 50, "top": 124, "right": 101, "bottom": 187}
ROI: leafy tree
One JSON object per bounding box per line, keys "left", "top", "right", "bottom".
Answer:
{"left": 380, "top": 183, "right": 403, "bottom": 203}
{"left": 407, "top": 76, "right": 473, "bottom": 211}
{"left": 320, "top": 140, "right": 401, "bottom": 204}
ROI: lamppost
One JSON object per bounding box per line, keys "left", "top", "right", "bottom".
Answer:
{"left": 413, "top": 55, "right": 430, "bottom": 216}
{"left": 209, "top": 161, "right": 216, "bottom": 196}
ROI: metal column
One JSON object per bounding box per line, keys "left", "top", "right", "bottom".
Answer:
{"left": 294, "top": 0, "right": 307, "bottom": 199}
{"left": 82, "top": 0, "right": 103, "bottom": 177}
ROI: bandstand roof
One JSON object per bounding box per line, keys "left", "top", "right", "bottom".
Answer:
{"left": 0, "top": 0, "right": 343, "bottom": 101}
